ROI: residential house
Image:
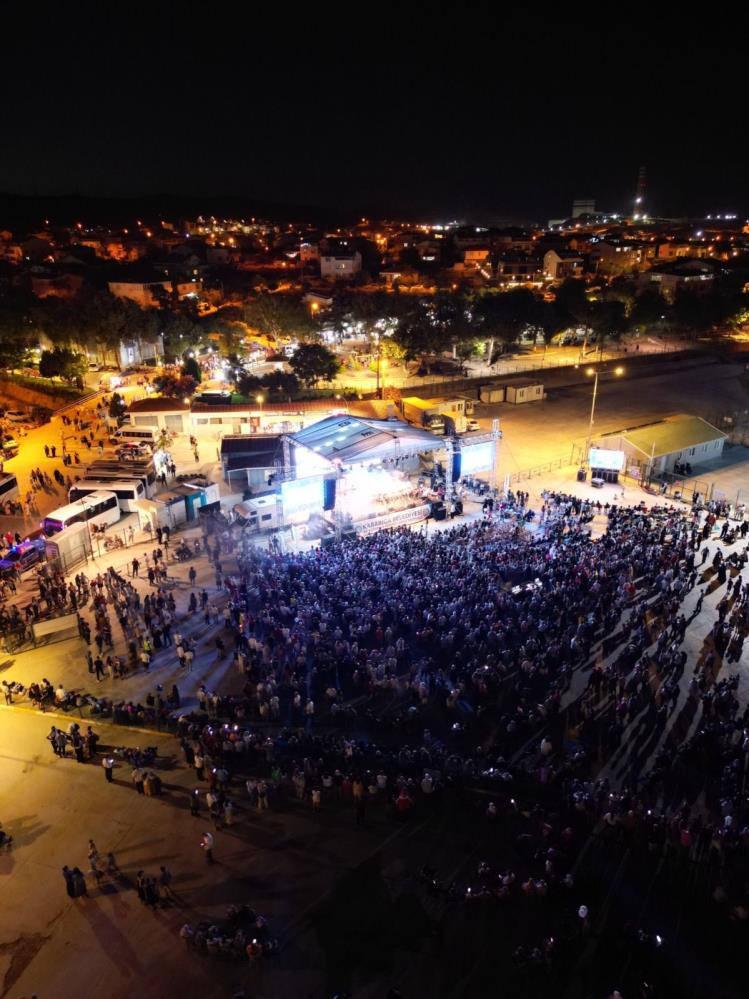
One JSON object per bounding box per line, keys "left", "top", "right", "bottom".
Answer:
{"left": 494, "top": 228, "right": 535, "bottom": 252}
{"left": 320, "top": 248, "right": 362, "bottom": 281}
{"left": 638, "top": 259, "right": 715, "bottom": 301}
{"left": 593, "top": 238, "right": 650, "bottom": 275}
{"left": 30, "top": 269, "right": 85, "bottom": 299}
{"left": 543, "top": 249, "right": 585, "bottom": 281}
{"left": 108, "top": 279, "right": 172, "bottom": 307}
{"left": 496, "top": 253, "right": 543, "bottom": 286}
{"left": 462, "top": 247, "right": 491, "bottom": 271}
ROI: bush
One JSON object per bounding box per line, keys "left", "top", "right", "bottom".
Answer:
{"left": 0, "top": 372, "right": 85, "bottom": 400}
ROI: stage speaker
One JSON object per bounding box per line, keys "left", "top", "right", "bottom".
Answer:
{"left": 434, "top": 508, "right": 447, "bottom": 521}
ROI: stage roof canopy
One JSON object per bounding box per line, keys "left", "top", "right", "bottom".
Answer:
{"left": 288, "top": 415, "right": 443, "bottom": 466}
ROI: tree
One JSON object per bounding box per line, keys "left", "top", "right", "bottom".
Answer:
{"left": 289, "top": 343, "right": 340, "bottom": 386}
{"left": 181, "top": 356, "right": 202, "bottom": 383}
{"left": 630, "top": 290, "right": 670, "bottom": 331}
{"left": 475, "top": 289, "right": 537, "bottom": 348}
{"left": 243, "top": 293, "right": 317, "bottom": 342}
{"left": 260, "top": 370, "right": 300, "bottom": 400}
{"left": 160, "top": 311, "right": 203, "bottom": 360}
{"left": 236, "top": 372, "right": 263, "bottom": 397}
{"left": 236, "top": 369, "right": 301, "bottom": 401}
{"left": 154, "top": 373, "right": 198, "bottom": 398}
{"left": 534, "top": 300, "right": 569, "bottom": 345}
{"left": 589, "top": 300, "right": 629, "bottom": 342}
{"left": 108, "top": 392, "right": 127, "bottom": 419}
{"left": 38, "top": 346, "right": 87, "bottom": 382}
{"left": 155, "top": 428, "right": 175, "bottom": 452}
{"left": 553, "top": 278, "right": 590, "bottom": 327}
{"left": 30, "top": 296, "right": 79, "bottom": 347}
{"left": 0, "top": 295, "right": 35, "bottom": 369}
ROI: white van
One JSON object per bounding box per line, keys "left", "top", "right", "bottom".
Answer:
{"left": 113, "top": 427, "right": 157, "bottom": 446}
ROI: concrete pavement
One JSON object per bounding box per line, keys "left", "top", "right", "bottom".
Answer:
{"left": 0, "top": 708, "right": 436, "bottom": 999}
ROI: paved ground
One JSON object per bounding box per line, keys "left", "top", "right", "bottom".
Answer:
{"left": 0, "top": 707, "right": 440, "bottom": 999}
{"left": 469, "top": 360, "right": 748, "bottom": 479}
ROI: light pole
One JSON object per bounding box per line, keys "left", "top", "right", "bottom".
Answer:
{"left": 585, "top": 365, "right": 624, "bottom": 459}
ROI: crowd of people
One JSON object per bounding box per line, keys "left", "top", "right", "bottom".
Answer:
{"left": 5, "top": 479, "right": 749, "bottom": 995}
{"left": 167, "top": 491, "right": 748, "bottom": 994}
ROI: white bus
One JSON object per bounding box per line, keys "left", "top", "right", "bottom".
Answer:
{"left": 0, "top": 473, "right": 19, "bottom": 502}
{"left": 69, "top": 479, "right": 146, "bottom": 513}
{"left": 42, "top": 490, "right": 120, "bottom": 535}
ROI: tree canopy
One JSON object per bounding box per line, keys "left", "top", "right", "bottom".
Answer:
{"left": 181, "top": 356, "right": 202, "bottom": 383}
{"left": 288, "top": 343, "right": 340, "bottom": 385}
{"left": 39, "top": 346, "right": 87, "bottom": 383}
{"left": 243, "top": 293, "right": 317, "bottom": 341}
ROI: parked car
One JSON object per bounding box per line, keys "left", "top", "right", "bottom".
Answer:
{"left": 116, "top": 442, "right": 151, "bottom": 461}
{"left": 465, "top": 418, "right": 480, "bottom": 432}
{"left": 1, "top": 438, "right": 19, "bottom": 459}
{"left": 0, "top": 539, "right": 45, "bottom": 577}
{"left": 2, "top": 410, "right": 28, "bottom": 423}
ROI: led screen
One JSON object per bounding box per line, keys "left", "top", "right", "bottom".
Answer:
{"left": 294, "top": 444, "right": 332, "bottom": 477}
{"left": 589, "top": 448, "right": 625, "bottom": 471}
{"left": 460, "top": 441, "right": 494, "bottom": 475}
{"left": 281, "top": 476, "right": 324, "bottom": 524}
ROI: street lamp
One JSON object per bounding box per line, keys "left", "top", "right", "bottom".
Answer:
{"left": 256, "top": 394, "right": 264, "bottom": 412}
{"left": 585, "top": 365, "right": 624, "bottom": 458}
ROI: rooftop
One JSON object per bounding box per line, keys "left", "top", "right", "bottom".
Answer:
{"left": 128, "top": 397, "right": 190, "bottom": 413}
{"left": 191, "top": 398, "right": 348, "bottom": 415}
{"left": 609, "top": 414, "right": 726, "bottom": 458}
{"left": 289, "top": 415, "right": 443, "bottom": 465}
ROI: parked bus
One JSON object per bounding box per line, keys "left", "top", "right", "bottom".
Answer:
{"left": 0, "top": 472, "right": 19, "bottom": 502}
{"left": 69, "top": 478, "right": 146, "bottom": 512}
{"left": 42, "top": 490, "right": 120, "bottom": 535}
{"left": 86, "top": 460, "right": 157, "bottom": 489}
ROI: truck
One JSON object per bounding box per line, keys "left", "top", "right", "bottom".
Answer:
{"left": 400, "top": 396, "right": 472, "bottom": 435}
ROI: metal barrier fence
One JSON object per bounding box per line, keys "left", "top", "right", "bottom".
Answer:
{"left": 506, "top": 456, "right": 571, "bottom": 483}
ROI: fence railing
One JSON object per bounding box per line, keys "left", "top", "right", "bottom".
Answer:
{"left": 506, "top": 456, "right": 571, "bottom": 483}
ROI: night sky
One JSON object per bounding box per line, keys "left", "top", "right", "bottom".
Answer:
{"left": 2, "top": 5, "right": 745, "bottom": 221}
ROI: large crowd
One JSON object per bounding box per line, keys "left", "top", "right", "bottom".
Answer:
{"left": 3, "top": 488, "right": 749, "bottom": 996}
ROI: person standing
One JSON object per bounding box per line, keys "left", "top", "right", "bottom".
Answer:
{"left": 132, "top": 766, "right": 145, "bottom": 794}
{"left": 194, "top": 752, "right": 204, "bottom": 781}
{"left": 200, "top": 831, "right": 214, "bottom": 863}
{"left": 159, "top": 865, "right": 174, "bottom": 899}
{"left": 102, "top": 756, "right": 114, "bottom": 782}
{"left": 72, "top": 867, "right": 87, "bottom": 897}
{"left": 62, "top": 865, "right": 75, "bottom": 898}
{"left": 136, "top": 870, "right": 147, "bottom": 903}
